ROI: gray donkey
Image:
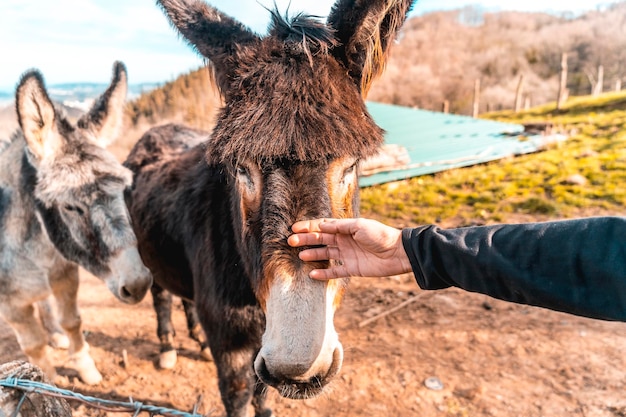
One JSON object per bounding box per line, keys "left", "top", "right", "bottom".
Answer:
{"left": 0, "top": 62, "right": 152, "bottom": 385}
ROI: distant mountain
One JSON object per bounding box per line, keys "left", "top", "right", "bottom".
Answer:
{"left": 0, "top": 81, "right": 162, "bottom": 142}
{"left": 0, "top": 82, "right": 161, "bottom": 111}
{"left": 0, "top": 91, "right": 12, "bottom": 106}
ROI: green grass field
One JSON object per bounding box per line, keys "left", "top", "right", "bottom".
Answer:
{"left": 360, "top": 91, "right": 626, "bottom": 228}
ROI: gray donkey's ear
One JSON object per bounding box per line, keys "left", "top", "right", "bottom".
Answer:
{"left": 327, "top": 0, "right": 414, "bottom": 97}
{"left": 15, "top": 70, "right": 61, "bottom": 162}
{"left": 77, "top": 61, "right": 127, "bottom": 148}
{"left": 157, "top": 0, "right": 259, "bottom": 95}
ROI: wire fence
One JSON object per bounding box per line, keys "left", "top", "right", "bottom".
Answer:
{"left": 0, "top": 376, "right": 209, "bottom": 417}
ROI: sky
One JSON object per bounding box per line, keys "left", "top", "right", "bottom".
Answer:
{"left": 0, "top": 0, "right": 616, "bottom": 91}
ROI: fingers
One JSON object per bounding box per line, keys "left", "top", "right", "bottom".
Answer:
{"left": 291, "top": 218, "right": 329, "bottom": 233}
{"left": 289, "top": 218, "right": 360, "bottom": 247}
{"left": 287, "top": 232, "right": 337, "bottom": 247}
{"left": 293, "top": 246, "right": 348, "bottom": 280}
{"left": 291, "top": 218, "right": 357, "bottom": 234}
{"left": 287, "top": 233, "right": 315, "bottom": 247}
{"left": 318, "top": 218, "right": 360, "bottom": 235}
{"left": 289, "top": 217, "right": 359, "bottom": 281}
{"left": 309, "top": 267, "right": 348, "bottom": 280}
{"left": 296, "top": 246, "right": 339, "bottom": 262}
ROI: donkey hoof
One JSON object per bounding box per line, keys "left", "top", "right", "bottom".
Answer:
{"left": 52, "top": 373, "right": 68, "bottom": 386}
{"left": 74, "top": 356, "right": 102, "bottom": 385}
{"left": 79, "top": 367, "right": 103, "bottom": 385}
{"left": 49, "top": 332, "right": 70, "bottom": 350}
{"left": 72, "top": 350, "right": 103, "bottom": 385}
{"left": 159, "top": 349, "right": 177, "bottom": 369}
{"left": 199, "top": 347, "right": 212, "bottom": 362}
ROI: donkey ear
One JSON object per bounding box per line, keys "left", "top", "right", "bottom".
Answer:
{"left": 77, "top": 61, "right": 128, "bottom": 148}
{"left": 327, "top": 0, "right": 414, "bottom": 97}
{"left": 15, "top": 70, "right": 60, "bottom": 162}
{"left": 157, "top": 0, "right": 259, "bottom": 94}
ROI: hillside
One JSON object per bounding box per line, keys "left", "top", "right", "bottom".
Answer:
{"left": 111, "top": 66, "right": 221, "bottom": 159}
{"left": 369, "top": 2, "right": 626, "bottom": 114}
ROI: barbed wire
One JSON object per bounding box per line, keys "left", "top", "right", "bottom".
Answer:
{"left": 0, "top": 376, "right": 209, "bottom": 417}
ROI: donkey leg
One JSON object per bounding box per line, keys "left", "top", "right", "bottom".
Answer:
{"left": 1, "top": 303, "right": 57, "bottom": 381}
{"left": 200, "top": 309, "right": 269, "bottom": 417}
{"left": 49, "top": 264, "right": 102, "bottom": 385}
{"left": 212, "top": 347, "right": 258, "bottom": 417}
{"left": 151, "top": 283, "right": 178, "bottom": 369}
{"left": 36, "top": 295, "right": 70, "bottom": 349}
{"left": 182, "top": 299, "right": 211, "bottom": 361}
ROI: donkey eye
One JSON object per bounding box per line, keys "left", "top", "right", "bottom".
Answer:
{"left": 237, "top": 166, "right": 249, "bottom": 177}
{"left": 236, "top": 165, "right": 257, "bottom": 193}
{"left": 64, "top": 205, "right": 85, "bottom": 215}
{"left": 341, "top": 163, "right": 357, "bottom": 183}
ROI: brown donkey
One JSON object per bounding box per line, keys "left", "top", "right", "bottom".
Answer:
{"left": 0, "top": 62, "right": 152, "bottom": 385}
{"left": 124, "top": 0, "right": 414, "bottom": 415}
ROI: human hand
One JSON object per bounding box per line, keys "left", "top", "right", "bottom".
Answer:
{"left": 287, "top": 218, "right": 412, "bottom": 280}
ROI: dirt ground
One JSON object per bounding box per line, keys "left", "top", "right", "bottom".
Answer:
{"left": 0, "top": 267, "right": 625, "bottom": 417}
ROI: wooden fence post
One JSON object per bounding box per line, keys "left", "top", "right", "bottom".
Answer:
{"left": 472, "top": 79, "right": 481, "bottom": 118}
{"left": 557, "top": 52, "right": 568, "bottom": 110}
{"left": 593, "top": 65, "right": 604, "bottom": 96}
{"left": 0, "top": 361, "right": 72, "bottom": 417}
{"left": 442, "top": 100, "right": 450, "bottom": 114}
{"left": 514, "top": 74, "right": 525, "bottom": 112}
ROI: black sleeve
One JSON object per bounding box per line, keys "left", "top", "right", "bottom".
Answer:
{"left": 401, "top": 216, "right": 626, "bottom": 322}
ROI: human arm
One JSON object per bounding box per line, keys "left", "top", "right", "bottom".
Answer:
{"left": 289, "top": 216, "right": 626, "bottom": 322}
{"left": 404, "top": 217, "right": 626, "bottom": 322}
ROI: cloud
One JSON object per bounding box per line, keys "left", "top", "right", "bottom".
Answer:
{"left": 0, "top": 0, "right": 201, "bottom": 89}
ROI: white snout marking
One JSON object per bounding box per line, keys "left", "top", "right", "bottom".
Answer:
{"left": 256, "top": 274, "right": 342, "bottom": 381}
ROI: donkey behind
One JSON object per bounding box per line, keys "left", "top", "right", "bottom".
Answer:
{"left": 125, "top": 0, "right": 413, "bottom": 415}
{"left": 0, "top": 62, "right": 152, "bottom": 384}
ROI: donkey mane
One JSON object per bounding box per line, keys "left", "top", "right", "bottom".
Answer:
{"left": 267, "top": 9, "right": 339, "bottom": 56}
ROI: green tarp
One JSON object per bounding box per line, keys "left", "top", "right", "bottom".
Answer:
{"left": 361, "top": 102, "right": 559, "bottom": 187}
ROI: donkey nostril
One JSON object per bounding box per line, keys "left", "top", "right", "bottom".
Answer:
{"left": 254, "top": 355, "right": 284, "bottom": 386}
{"left": 120, "top": 285, "right": 132, "bottom": 299}
{"left": 256, "top": 357, "right": 271, "bottom": 379}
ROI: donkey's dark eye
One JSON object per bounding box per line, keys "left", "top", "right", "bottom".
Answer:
{"left": 342, "top": 164, "right": 357, "bottom": 180}
{"left": 236, "top": 166, "right": 252, "bottom": 183}
{"left": 64, "top": 205, "right": 84, "bottom": 215}
{"left": 237, "top": 166, "right": 248, "bottom": 176}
